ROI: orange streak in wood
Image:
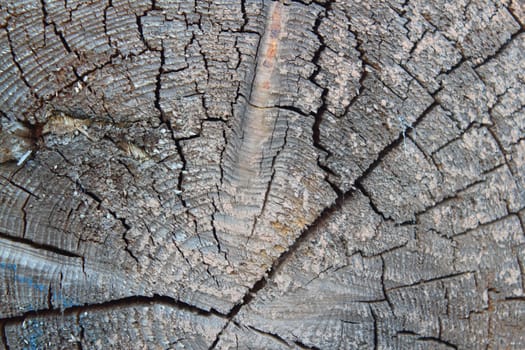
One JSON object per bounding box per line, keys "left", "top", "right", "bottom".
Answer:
{"left": 262, "top": 3, "right": 282, "bottom": 69}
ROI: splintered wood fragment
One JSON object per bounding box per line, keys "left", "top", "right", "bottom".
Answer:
{"left": 118, "top": 141, "right": 149, "bottom": 160}
{"left": 16, "top": 150, "right": 32, "bottom": 166}
{"left": 42, "top": 111, "right": 94, "bottom": 141}
{"left": 0, "top": 120, "right": 34, "bottom": 164}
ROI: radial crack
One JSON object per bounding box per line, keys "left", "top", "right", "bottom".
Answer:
{"left": 0, "top": 294, "right": 226, "bottom": 325}
{"left": 0, "top": 231, "right": 82, "bottom": 260}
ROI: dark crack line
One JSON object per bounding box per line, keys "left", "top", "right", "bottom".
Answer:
{"left": 195, "top": 238, "right": 221, "bottom": 289}
{"left": 108, "top": 211, "right": 139, "bottom": 264}
{"left": 208, "top": 323, "right": 226, "bottom": 350}
{"left": 173, "top": 138, "right": 188, "bottom": 205}
{"left": 502, "top": 296, "right": 525, "bottom": 302}
{"left": 247, "top": 116, "right": 289, "bottom": 244}
{"left": 386, "top": 271, "right": 475, "bottom": 292}
{"left": 53, "top": 51, "right": 121, "bottom": 99}
{"left": 194, "top": 36, "right": 210, "bottom": 88}
{"left": 342, "top": 20, "right": 371, "bottom": 115}
{"left": 485, "top": 122, "right": 520, "bottom": 177}
{"left": 406, "top": 131, "right": 443, "bottom": 176}
{"left": 4, "top": 27, "right": 33, "bottom": 93}
{"left": 47, "top": 283, "right": 53, "bottom": 310}
{"left": 486, "top": 86, "right": 513, "bottom": 118}
{"left": 395, "top": 330, "right": 419, "bottom": 337}
{"left": 417, "top": 336, "right": 458, "bottom": 349}
{"left": 428, "top": 120, "right": 478, "bottom": 156}
{"left": 0, "top": 320, "right": 9, "bottom": 350}
{"left": 293, "top": 340, "right": 321, "bottom": 350}
{"left": 38, "top": 0, "right": 48, "bottom": 45}
{"left": 302, "top": 265, "right": 334, "bottom": 288}
{"left": 75, "top": 311, "right": 85, "bottom": 350}
{"left": 311, "top": 88, "right": 343, "bottom": 196}
{"left": 507, "top": 4, "right": 525, "bottom": 27}
{"left": 288, "top": 0, "right": 329, "bottom": 9}
{"left": 40, "top": 0, "right": 79, "bottom": 60}
{"left": 517, "top": 212, "right": 525, "bottom": 240}
{"left": 136, "top": 4, "right": 155, "bottom": 52}
{"left": 239, "top": 0, "right": 249, "bottom": 32}
{"left": 0, "top": 174, "right": 40, "bottom": 199}
{"left": 0, "top": 294, "right": 226, "bottom": 326}
{"left": 6, "top": 1, "right": 516, "bottom": 345}
{"left": 211, "top": 79, "right": 440, "bottom": 342}
{"left": 305, "top": 0, "right": 344, "bottom": 196}
{"left": 122, "top": 231, "right": 139, "bottom": 264}
{"left": 246, "top": 325, "right": 292, "bottom": 348}
{"left": 411, "top": 163, "right": 509, "bottom": 222}
{"left": 155, "top": 43, "right": 166, "bottom": 123}
{"left": 370, "top": 305, "right": 379, "bottom": 350}
{"left": 218, "top": 128, "right": 227, "bottom": 188}
{"left": 211, "top": 195, "right": 361, "bottom": 348}
{"left": 210, "top": 196, "right": 230, "bottom": 267}
{"left": 44, "top": 160, "right": 139, "bottom": 264}
{"left": 208, "top": 275, "right": 269, "bottom": 349}
{"left": 472, "top": 26, "right": 524, "bottom": 70}
{"left": 103, "top": 0, "right": 114, "bottom": 50}
{"left": 380, "top": 255, "right": 395, "bottom": 312}
{"left": 354, "top": 183, "right": 389, "bottom": 221}
{"left": 0, "top": 230, "right": 82, "bottom": 259}
{"left": 173, "top": 240, "right": 193, "bottom": 268}
{"left": 451, "top": 212, "right": 523, "bottom": 240}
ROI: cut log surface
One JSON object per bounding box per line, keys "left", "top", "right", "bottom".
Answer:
{"left": 0, "top": 0, "right": 523, "bottom": 348}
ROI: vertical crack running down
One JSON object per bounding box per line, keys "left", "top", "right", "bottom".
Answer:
{"left": 155, "top": 44, "right": 166, "bottom": 123}
{"left": 116, "top": 215, "right": 139, "bottom": 264}
{"left": 311, "top": 89, "right": 342, "bottom": 196}
{"left": 370, "top": 305, "right": 379, "bottom": 350}
{"left": 308, "top": 1, "right": 342, "bottom": 196}
{"left": 75, "top": 311, "right": 85, "bottom": 350}
{"left": 380, "top": 255, "right": 394, "bottom": 311}
{"left": 210, "top": 197, "right": 229, "bottom": 265}
{"left": 20, "top": 195, "right": 31, "bottom": 239}
{"left": 103, "top": 0, "right": 114, "bottom": 49}
{"left": 47, "top": 283, "right": 53, "bottom": 310}
{"left": 0, "top": 321, "right": 9, "bottom": 350}
{"left": 174, "top": 139, "right": 187, "bottom": 204}
{"left": 4, "top": 27, "right": 33, "bottom": 92}
{"left": 64, "top": 174, "right": 140, "bottom": 266}
{"left": 246, "top": 117, "right": 289, "bottom": 244}
{"left": 40, "top": 0, "right": 79, "bottom": 59}
{"left": 239, "top": 0, "right": 249, "bottom": 32}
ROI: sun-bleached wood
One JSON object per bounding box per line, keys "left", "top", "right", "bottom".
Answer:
{"left": 0, "top": 0, "right": 524, "bottom": 348}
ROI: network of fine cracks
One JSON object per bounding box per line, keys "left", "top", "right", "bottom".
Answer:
{"left": 0, "top": 0, "right": 524, "bottom": 348}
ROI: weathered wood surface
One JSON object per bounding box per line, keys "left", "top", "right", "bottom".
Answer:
{"left": 0, "top": 0, "right": 524, "bottom": 348}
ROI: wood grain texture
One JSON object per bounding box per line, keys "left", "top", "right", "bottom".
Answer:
{"left": 0, "top": 0, "right": 524, "bottom": 348}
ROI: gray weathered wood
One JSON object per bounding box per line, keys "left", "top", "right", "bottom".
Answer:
{"left": 0, "top": 0, "right": 524, "bottom": 348}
